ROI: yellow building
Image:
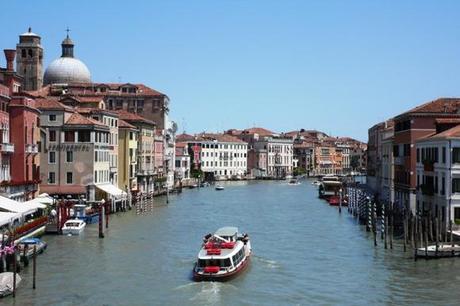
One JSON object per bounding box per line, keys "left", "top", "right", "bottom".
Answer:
{"left": 118, "top": 119, "right": 138, "bottom": 194}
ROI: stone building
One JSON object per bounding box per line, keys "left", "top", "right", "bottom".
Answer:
{"left": 16, "top": 28, "right": 43, "bottom": 91}
{"left": 117, "top": 119, "right": 138, "bottom": 193}
{"left": 117, "top": 110, "right": 158, "bottom": 194}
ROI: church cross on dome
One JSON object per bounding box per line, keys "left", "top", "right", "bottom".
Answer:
{"left": 66, "top": 27, "right": 70, "bottom": 38}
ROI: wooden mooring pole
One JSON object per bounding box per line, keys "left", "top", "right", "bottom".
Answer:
{"left": 13, "top": 246, "right": 16, "bottom": 297}
{"left": 33, "top": 245, "right": 37, "bottom": 289}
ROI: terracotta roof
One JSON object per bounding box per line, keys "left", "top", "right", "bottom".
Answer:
{"left": 425, "top": 124, "right": 460, "bottom": 139}
{"left": 40, "top": 185, "right": 86, "bottom": 195}
{"left": 116, "top": 110, "right": 156, "bottom": 126}
{"left": 65, "top": 113, "right": 108, "bottom": 127}
{"left": 118, "top": 119, "right": 136, "bottom": 129}
{"left": 75, "top": 107, "right": 118, "bottom": 117}
{"left": 26, "top": 85, "right": 51, "bottom": 97}
{"left": 401, "top": 98, "right": 460, "bottom": 116}
{"left": 198, "top": 133, "right": 245, "bottom": 143}
{"left": 176, "top": 133, "right": 195, "bottom": 141}
{"left": 175, "top": 142, "right": 187, "bottom": 148}
{"left": 75, "top": 96, "right": 104, "bottom": 103}
{"left": 35, "top": 97, "right": 73, "bottom": 111}
{"left": 242, "top": 127, "right": 275, "bottom": 136}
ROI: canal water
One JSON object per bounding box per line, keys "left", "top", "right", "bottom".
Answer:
{"left": 5, "top": 180, "right": 460, "bottom": 305}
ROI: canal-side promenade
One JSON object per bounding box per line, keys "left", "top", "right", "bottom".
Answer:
{"left": 5, "top": 180, "right": 460, "bottom": 306}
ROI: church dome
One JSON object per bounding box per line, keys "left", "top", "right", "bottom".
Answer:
{"left": 44, "top": 57, "right": 91, "bottom": 85}
{"left": 43, "top": 32, "right": 91, "bottom": 85}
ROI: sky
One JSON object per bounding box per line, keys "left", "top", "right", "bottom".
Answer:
{"left": 1, "top": 0, "right": 460, "bottom": 142}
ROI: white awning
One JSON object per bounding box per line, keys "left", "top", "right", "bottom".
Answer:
{"left": 23, "top": 198, "right": 48, "bottom": 209}
{"left": 0, "top": 196, "right": 42, "bottom": 215}
{"left": 96, "top": 184, "right": 127, "bottom": 198}
{"left": 0, "top": 212, "right": 21, "bottom": 227}
{"left": 32, "top": 194, "right": 55, "bottom": 205}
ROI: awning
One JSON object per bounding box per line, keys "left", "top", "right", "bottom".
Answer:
{"left": 23, "top": 198, "right": 48, "bottom": 209}
{"left": 0, "top": 196, "right": 41, "bottom": 215}
{"left": 96, "top": 184, "right": 127, "bottom": 199}
{"left": 0, "top": 212, "right": 21, "bottom": 227}
{"left": 40, "top": 185, "right": 86, "bottom": 195}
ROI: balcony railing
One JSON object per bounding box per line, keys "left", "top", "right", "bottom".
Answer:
{"left": 0, "top": 143, "right": 14, "bottom": 153}
{"left": 25, "top": 144, "right": 38, "bottom": 154}
{"left": 394, "top": 156, "right": 404, "bottom": 166}
{"left": 109, "top": 166, "right": 117, "bottom": 173}
{"left": 423, "top": 159, "right": 435, "bottom": 172}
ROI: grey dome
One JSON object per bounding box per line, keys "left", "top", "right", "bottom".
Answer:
{"left": 44, "top": 57, "right": 91, "bottom": 85}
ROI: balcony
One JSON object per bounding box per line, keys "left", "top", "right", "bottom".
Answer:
{"left": 110, "top": 166, "right": 117, "bottom": 173}
{"left": 137, "top": 169, "right": 155, "bottom": 176}
{"left": 0, "top": 143, "right": 14, "bottom": 153}
{"left": 25, "top": 144, "right": 38, "bottom": 154}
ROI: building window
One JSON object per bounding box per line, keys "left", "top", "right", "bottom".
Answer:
{"left": 64, "top": 131, "right": 75, "bottom": 142}
{"left": 66, "top": 172, "right": 73, "bottom": 184}
{"left": 416, "top": 148, "right": 420, "bottom": 163}
{"left": 442, "top": 147, "right": 446, "bottom": 163}
{"left": 453, "top": 148, "right": 460, "bottom": 164}
{"left": 48, "top": 172, "right": 56, "bottom": 184}
{"left": 452, "top": 178, "right": 460, "bottom": 193}
{"left": 78, "top": 131, "right": 91, "bottom": 142}
{"left": 49, "top": 130, "right": 57, "bottom": 142}
{"left": 442, "top": 177, "right": 445, "bottom": 195}
{"left": 94, "top": 171, "right": 98, "bottom": 183}
{"left": 66, "top": 151, "right": 73, "bottom": 163}
{"left": 49, "top": 114, "right": 57, "bottom": 121}
{"left": 49, "top": 151, "right": 56, "bottom": 164}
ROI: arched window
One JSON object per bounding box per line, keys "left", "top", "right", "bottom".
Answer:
{"left": 28, "top": 49, "right": 34, "bottom": 57}
{"left": 21, "top": 49, "right": 26, "bottom": 58}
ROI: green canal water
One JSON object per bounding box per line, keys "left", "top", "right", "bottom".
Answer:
{"left": 4, "top": 180, "right": 460, "bottom": 305}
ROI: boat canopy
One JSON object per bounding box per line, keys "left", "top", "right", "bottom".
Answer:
{"left": 215, "top": 227, "right": 238, "bottom": 237}
{"left": 96, "top": 184, "right": 127, "bottom": 199}
{"left": 0, "top": 196, "right": 45, "bottom": 215}
{"left": 0, "top": 212, "right": 21, "bottom": 227}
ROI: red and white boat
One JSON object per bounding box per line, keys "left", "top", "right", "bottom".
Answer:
{"left": 193, "top": 227, "right": 251, "bottom": 282}
{"left": 328, "top": 195, "right": 348, "bottom": 206}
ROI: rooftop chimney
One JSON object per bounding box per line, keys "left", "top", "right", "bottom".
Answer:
{"left": 3, "top": 49, "right": 16, "bottom": 72}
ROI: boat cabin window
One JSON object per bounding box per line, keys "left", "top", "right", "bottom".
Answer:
{"left": 198, "top": 258, "right": 231, "bottom": 267}
{"left": 232, "top": 249, "right": 245, "bottom": 266}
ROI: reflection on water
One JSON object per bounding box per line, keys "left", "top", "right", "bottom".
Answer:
{"left": 4, "top": 180, "right": 460, "bottom": 305}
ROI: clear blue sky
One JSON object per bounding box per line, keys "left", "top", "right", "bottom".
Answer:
{"left": 1, "top": 0, "right": 460, "bottom": 141}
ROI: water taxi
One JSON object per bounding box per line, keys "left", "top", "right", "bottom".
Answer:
{"left": 318, "top": 175, "right": 343, "bottom": 199}
{"left": 193, "top": 227, "right": 251, "bottom": 281}
{"left": 62, "top": 219, "right": 86, "bottom": 235}
{"left": 416, "top": 244, "right": 460, "bottom": 258}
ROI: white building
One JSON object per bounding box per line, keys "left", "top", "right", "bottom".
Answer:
{"left": 197, "top": 134, "right": 248, "bottom": 180}
{"left": 175, "top": 142, "right": 190, "bottom": 183}
{"left": 253, "top": 136, "right": 293, "bottom": 178}
{"left": 416, "top": 125, "right": 460, "bottom": 230}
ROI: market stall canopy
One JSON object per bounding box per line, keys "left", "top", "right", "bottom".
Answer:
{"left": 96, "top": 184, "right": 127, "bottom": 199}
{"left": 0, "top": 212, "right": 21, "bottom": 227}
{"left": 0, "top": 196, "right": 45, "bottom": 215}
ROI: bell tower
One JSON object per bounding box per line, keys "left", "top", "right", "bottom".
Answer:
{"left": 16, "top": 27, "right": 44, "bottom": 91}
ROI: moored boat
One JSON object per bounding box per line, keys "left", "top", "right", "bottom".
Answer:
{"left": 17, "top": 237, "right": 47, "bottom": 259}
{"left": 193, "top": 227, "right": 251, "bottom": 281}
{"left": 416, "top": 244, "right": 460, "bottom": 258}
{"left": 215, "top": 185, "right": 225, "bottom": 191}
{"left": 0, "top": 272, "right": 21, "bottom": 298}
{"left": 62, "top": 219, "right": 86, "bottom": 235}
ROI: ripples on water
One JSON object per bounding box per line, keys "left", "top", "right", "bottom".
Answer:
{"left": 5, "top": 180, "right": 460, "bottom": 305}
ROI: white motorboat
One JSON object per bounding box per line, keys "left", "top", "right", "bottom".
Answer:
{"left": 62, "top": 219, "right": 86, "bottom": 235}
{"left": 288, "top": 179, "right": 301, "bottom": 185}
{"left": 193, "top": 227, "right": 251, "bottom": 281}
{"left": 416, "top": 244, "right": 460, "bottom": 258}
{"left": 215, "top": 185, "right": 225, "bottom": 191}
{"left": 0, "top": 272, "right": 21, "bottom": 297}
{"left": 17, "top": 238, "right": 47, "bottom": 259}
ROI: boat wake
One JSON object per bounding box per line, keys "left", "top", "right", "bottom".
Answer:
{"left": 188, "top": 282, "right": 238, "bottom": 305}
{"left": 253, "top": 255, "right": 280, "bottom": 269}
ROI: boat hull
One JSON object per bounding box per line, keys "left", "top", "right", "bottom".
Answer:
{"left": 193, "top": 255, "right": 251, "bottom": 282}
